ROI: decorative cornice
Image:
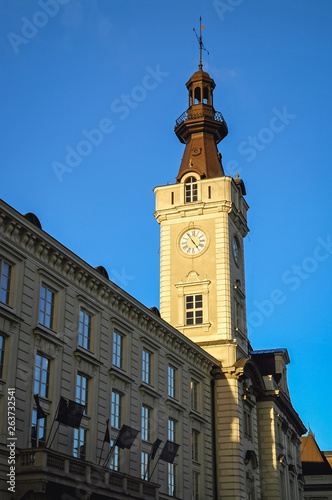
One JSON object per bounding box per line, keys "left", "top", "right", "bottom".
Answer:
{"left": 0, "top": 200, "right": 218, "bottom": 375}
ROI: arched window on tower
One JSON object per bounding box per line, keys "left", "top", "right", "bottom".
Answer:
{"left": 194, "top": 87, "right": 201, "bottom": 104}
{"left": 185, "top": 177, "right": 198, "bottom": 203}
{"left": 203, "top": 87, "right": 209, "bottom": 104}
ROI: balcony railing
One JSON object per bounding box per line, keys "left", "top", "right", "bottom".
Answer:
{"left": 175, "top": 108, "right": 226, "bottom": 129}
{"left": 17, "top": 448, "right": 158, "bottom": 499}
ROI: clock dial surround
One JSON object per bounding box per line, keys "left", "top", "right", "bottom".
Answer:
{"left": 180, "top": 229, "right": 207, "bottom": 255}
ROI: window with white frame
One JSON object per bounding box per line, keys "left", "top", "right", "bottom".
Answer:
{"left": 142, "top": 348, "right": 151, "bottom": 384}
{"left": 73, "top": 427, "right": 87, "bottom": 460}
{"left": 78, "top": 309, "right": 91, "bottom": 350}
{"left": 142, "top": 405, "right": 150, "bottom": 442}
{"left": 0, "top": 259, "right": 11, "bottom": 305}
{"left": 185, "top": 294, "right": 203, "bottom": 325}
{"left": 112, "top": 331, "right": 123, "bottom": 368}
{"left": 185, "top": 176, "right": 198, "bottom": 203}
{"left": 168, "top": 365, "right": 176, "bottom": 398}
{"left": 34, "top": 353, "right": 50, "bottom": 398}
{"left": 111, "top": 390, "right": 121, "bottom": 429}
{"left": 39, "top": 285, "right": 55, "bottom": 329}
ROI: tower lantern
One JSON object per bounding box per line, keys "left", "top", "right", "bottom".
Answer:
{"left": 174, "top": 27, "right": 228, "bottom": 181}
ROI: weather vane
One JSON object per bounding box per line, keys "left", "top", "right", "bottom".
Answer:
{"left": 193, "top": 16, "right": 209, "bottom": 70}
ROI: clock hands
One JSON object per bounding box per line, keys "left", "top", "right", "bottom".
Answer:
{"left": 187, "top": 232, "right": 200, "bottom": 249}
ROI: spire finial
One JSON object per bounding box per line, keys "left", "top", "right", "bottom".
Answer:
{"left": 193, "top": 17, "right": 209, "bottom": 70}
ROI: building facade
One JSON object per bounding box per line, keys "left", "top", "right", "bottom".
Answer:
{"left": 0, "top": 200, "right": 218, "bottom": 500}
{"left": 0, "top": 50, "right": 307, "bottom": 499}
{"left": 301, "top": 431, "right": 332, "bottom": 499}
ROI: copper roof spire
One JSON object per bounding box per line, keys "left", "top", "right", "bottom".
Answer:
{"left": 174, "top": 25, "right": 228, "bottom": 181}
{"left": 193, "top": 17, "right": 209, "bottom": 71}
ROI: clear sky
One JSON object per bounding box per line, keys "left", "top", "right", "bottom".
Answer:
{"left": 1, "top": 0, "right": 331, "bottom": 450}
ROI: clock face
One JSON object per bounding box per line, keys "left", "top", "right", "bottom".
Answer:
{"left": 233, "top": 236, "right": 240, "bottom": 264}
{"left": 180, "top": 229, "right": 206, "bottom": 255}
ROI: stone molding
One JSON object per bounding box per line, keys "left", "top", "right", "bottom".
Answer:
{"left": 0, "top": 202, "right": 217, "bottom": 374}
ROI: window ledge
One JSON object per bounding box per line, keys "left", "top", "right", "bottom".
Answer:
{"left": 0, "top": 303, "right": 23, "bottom": 326}
{"left": 34, "top": 326, "right": 65, "bottom": 349}
{"left": 189, "top": 410, "right": 207, "bottom": 424}
{"left": 166, "top": 397, "right": 185, "bottom": 412}
{"left": 74, "top": 348, "right": 102, "bottom": 367}
{"left": 109, "top": 366, "right": 134, "bottom": 384}
{"left": 139, "top": 383, "right": 161, "bottom": 399}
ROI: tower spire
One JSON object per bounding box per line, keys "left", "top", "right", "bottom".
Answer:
{"left": 193, "top": 17, "right": 209, "bottom": 70}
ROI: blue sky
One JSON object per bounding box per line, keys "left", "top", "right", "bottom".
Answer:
{"left": 1, "top": 0, "right": 331, "bottom": 450}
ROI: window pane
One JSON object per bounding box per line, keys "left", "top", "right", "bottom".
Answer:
{"left": 141, "top": 451, "right": 149, "bottom": 480}
{"left": 110, "top": 440, "right": 119, "bottom": 470}
{"left": 76, "top": 373, "right": 88, "bottom": 414}
{"left": 142, "top": 405, "right": 150, "bottom": 441}
{"left": 168, "top": 366, "right": 175, "bottom": 398}
{"left": 39, "top": 285, "right": 55, "bottom": 329}
{"left": 112, "top": 332, "right": 122, "bottom": 368}
{"left": 73, "top": 428, "right": 86, "bottom": 459}
{"left": 192, "top": 430, "right": 199, "bottom": 461}
{"left": 0, "top": 260, "right": 11, "bottom": 304}
{"left": 142, "top": 349, "right": 151, "bottom": 384}
{"left": 79, "top": 310, "right": 91, "bottom": 350}
{"left": 34, "top": 354, "right": 49, "bottom": 398}
{"left": 191, "top": 380, "right": 198, "bottom": 411}
{"left": 31, "top": 409, "right": 47, "bottom": 447}
{"left": 111, "top": 391, "right": 121, "bottom": 429}
{"left": 186, "top": 294, "right": 203, "bottom": 326}
{"left": 168, "top": 418, "right": 175, "bottom": 442}
{"left": 168, "top": 463, "right": 175, "bottom": 496}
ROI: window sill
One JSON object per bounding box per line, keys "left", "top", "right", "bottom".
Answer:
{"left": 34, "top": 326, "right": 65, "bottom": 348}
{"left": 189, "top": 410, "right": 207, "bottom": 424}
{"left": 109, "top": 366, "right": 134, "bottom": 384}
{"left": 74, "top": 348, "right": 103, "bottom": 368}
{"left": 0, "top": 303, "right": 22, "bottom": 326}
{"left": 166, "top": 397, "right": 185, "bottom": 412}
{"left": 139, "top": 383, "right": 161, "bottom": 399}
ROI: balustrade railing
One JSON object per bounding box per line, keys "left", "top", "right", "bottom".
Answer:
{"left": 175, "top": 108, "right": 226, "bottom": 128}
{"left": 18, "top": 448, "right": 158, "bottom": 499}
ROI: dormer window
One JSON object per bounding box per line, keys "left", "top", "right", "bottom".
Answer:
{"left": 185, "top": 177, "right": 198, "bottom": 203}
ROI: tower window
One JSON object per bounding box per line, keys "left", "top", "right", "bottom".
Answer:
{"left": 185, "top": 295, "right": 203, "bottom": 325}
{"left": 194, "top": 86, "right": 201, "bottom": 104}
{"left": 203, "top": 86, "right": 209, "bottom": 104}
{"left": 185, "top": 177, "right": 198, "bottom": 203}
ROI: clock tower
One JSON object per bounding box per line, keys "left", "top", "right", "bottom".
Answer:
{"left": 154, "top": 58, "right": 249, "bottom": 367}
